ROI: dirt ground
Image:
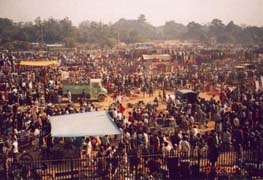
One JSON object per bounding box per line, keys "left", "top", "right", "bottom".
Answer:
{"left": 95, "top": 90, "right": 218, "bottom": 134}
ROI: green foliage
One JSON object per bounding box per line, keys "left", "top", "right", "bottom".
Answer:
{"left": 184, "top": 21, "right": 207, "bottom": 41}
{"left": 112, "top": 15, "right": 157, "bottom": 43}
{"left": 0, "top": 16, "right": 263, "bottom": 50}
{"left": 78, "top": 21, "right": 117, "bottom": 48}
{"left": 0, "top": 18, "right": 17, "bottom": 44}
{"left": 161, "top": 21, "right": 187, "bottom": 39}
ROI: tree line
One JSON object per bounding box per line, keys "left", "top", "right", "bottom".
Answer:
{"left": 0, "top": 14, "right": 262, "bottom": 49}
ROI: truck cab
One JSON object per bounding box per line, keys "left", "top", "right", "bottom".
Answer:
{"left": 63, "top": 79, "right": 107, "bottom": 101}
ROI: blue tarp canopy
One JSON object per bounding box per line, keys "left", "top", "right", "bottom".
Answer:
{"left": 50, "top": 110, "right": 121, "bottom": 137}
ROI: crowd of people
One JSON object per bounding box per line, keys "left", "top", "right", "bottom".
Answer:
{"left": 0, "top": 47, "right": 263, "bottom": 179}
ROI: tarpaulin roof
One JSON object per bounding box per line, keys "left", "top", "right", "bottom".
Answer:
{"left": 142, "top": 54, "right": 171, "bottom": 61}
{"left": 50, "top": 111, "right": 121, "bottom": 137}
{"left": 20, "top": 60, "right": 59, "bottom": 67}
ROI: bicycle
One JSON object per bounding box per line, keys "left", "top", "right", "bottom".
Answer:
{"left": 9, "top": 162, "right": 54, "bottom": 180}
{"left": 19, "top": 151, "right": 34, "bottom": 162}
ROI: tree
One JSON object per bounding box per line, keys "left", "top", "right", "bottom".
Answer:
{"left": 0, "top": 16, "right": 263, "bottom": 49}
{"left": 60, "top": 17, "right": 75, "bottom": 39}
{"left": 223, "top": 21, "right": 241, "bottom": 43}
{"left": 137, "top": 14, "right": 146, "bottom": 23}
{"left": 0, "top": 18, "right": 16, "bottom": 43}
{"left": 184, "top": 21, "right": 207, "bottom": 41}
{"left": 209, "top": 19, "right": 226, "bottom": 43}
{"left": 162, "top": 21, "right": 186, "bottom": 39}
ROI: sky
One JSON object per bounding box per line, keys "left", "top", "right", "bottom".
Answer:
{"left": 0, "top": 0, "right": 262, "bottom": 26}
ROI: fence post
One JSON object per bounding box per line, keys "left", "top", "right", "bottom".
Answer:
{"left": 257, "top": 150, "right": 260, "bottom": 178}
{"left": 5, "top": 159, "right": 8, "bottom": 180}
{"left": 198, "top": 148, "right": 201, "bottom": 170}
{"left": 70, "top": 158, "right": 74, "bottom": 179}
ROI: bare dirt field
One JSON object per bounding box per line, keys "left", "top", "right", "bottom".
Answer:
{"left": 95, "top": 90, "right": 218, "bottom": 133}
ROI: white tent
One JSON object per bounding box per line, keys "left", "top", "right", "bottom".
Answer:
{"left": 50, "top": 111, "right": 121, "bottom": 137}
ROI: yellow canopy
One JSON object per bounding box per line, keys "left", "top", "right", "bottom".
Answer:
{"left": 20, "top": 60, "right": 59, "bottom": 67}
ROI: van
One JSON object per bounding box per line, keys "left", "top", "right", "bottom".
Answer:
{"left": 63, "top": 79, "right": 107, "bottom": 101}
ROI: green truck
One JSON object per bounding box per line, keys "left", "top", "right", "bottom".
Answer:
{"left": 63, "top": 79, "right": 107, "bottom": 101}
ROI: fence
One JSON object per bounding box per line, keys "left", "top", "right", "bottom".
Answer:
{"left": 3, "top": 149, "right": 263, "bottom": 180}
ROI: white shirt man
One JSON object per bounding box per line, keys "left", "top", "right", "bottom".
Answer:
{"left": 67, "top": 90, "right": 72, "bottom": 103}
{"left": 116, "top": 95, "right": 122, "bottom": 103}
{"left": 112, "top": 109, "right": 118, "bottom": 119}
{"left": 179, "top": 138, "right": 191, "bottom": 157}
{"left": 117, "top": 111, "right": 123, "bottom": 121}
{"left": 86, "top": 140, "right": 92, "bottom": 159}
{"left": 12, "top": 138, "right": 19, "bottom": 154}
{"left": 143, "top": 132, "right": 149, "bottom": 148}
{"left": 163, "top": 141, "right": 173, "bottom": 154}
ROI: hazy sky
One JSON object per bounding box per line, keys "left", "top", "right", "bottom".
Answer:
{"left": 0, "top": 0, "right": 262, "bottom": 26}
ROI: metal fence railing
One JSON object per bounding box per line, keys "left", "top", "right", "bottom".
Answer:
{"left": 3, "top": 149, "right": 263, "bottom": 180}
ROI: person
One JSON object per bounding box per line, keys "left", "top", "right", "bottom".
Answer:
{"left": 116, "top": 94, "right": 122, "bottom": 103}
{"left": 149, "top": 83, "right": 154, "bottom": 97}
{"left": 85, "top": 138, "right": 92, "bottom": 159}
{"left": 222, "top": 130, "right": 231, "bottom": 151}
{"left": 96, "top": 149, "right": 107, "bottom": 178}
{"left": 46, "top": 134, "right": 53, "bottom": 155}
{"left": 158, "top": 91, "right": 162, "bottom": 102}
{"left": 141, "top": 85, "right": 147, "bottom": 97}
{"left": 33, "top": 126, "right": 40, "bottom": 151}
{"left": 67, "top": 90, "right": 72, "bottom": 103}
{"left": 167, "top": 149, "right": 179, "bottom": 180}
{"left": 207, "top": 131, "right": 220, "bottom": 167}
{"left": 101, "top": 135, "right": 110, "bottom": 147}
{"left": 11, "top": 136, "right": 18, "bottom": 161}
{"left": 162, "top": 89, "right": 166, "bottom": 102}
{"left": 151, "top": 134, "right": 160, "bottom": 153}
{"left": 148, "top": 156, "right": 161, "bottom": 176}
{"left": 162, "top": 141, "right": 173, "bottom": 155}
{"left": 128, "top": 148, "right": 140, "bottom": 173}
{"left": 215, "top": 112, "right": 222, "bottom": 133}
{"left": 153, "top": 97, "right": 159, "bottom": 107}
{"left": 178, "top": 134, "right": 191, "bottom": 179}
{"left": 119, "top": 103, "right": 125, "bottom": 114}
{"left": 170, "top": 132, "right": 180, "bottom": 148}
{"left": 73, "top": 137, "right": 84, "bottom": 156}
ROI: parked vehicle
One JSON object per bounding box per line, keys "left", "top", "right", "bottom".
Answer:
{"left": 63, "top": 79, "right": 107, "bottom": 101}
{"left": 176, "top": 89, "right": 198, "bottom": 103}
